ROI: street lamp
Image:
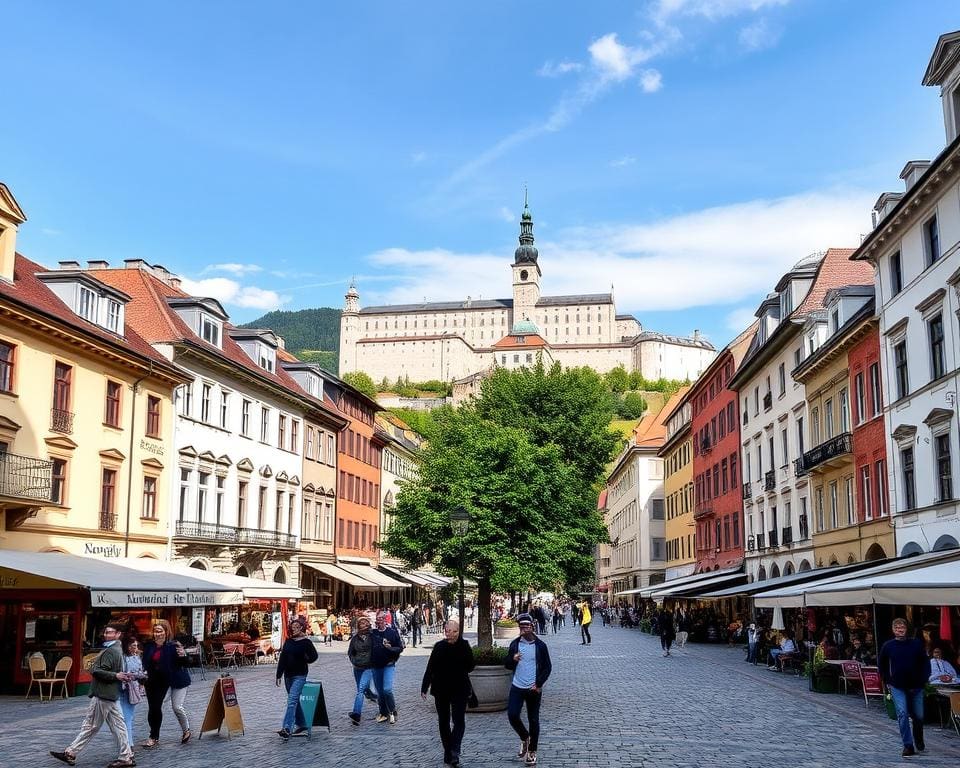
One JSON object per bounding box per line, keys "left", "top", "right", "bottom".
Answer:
{"left": 449, "top": 505, "right": 470, "bottom": 638}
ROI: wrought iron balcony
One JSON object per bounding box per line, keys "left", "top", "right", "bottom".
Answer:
{"left": 768, "top": 528, "right": 779, "bottom": 547}
{"left": 50, "top": 408, "right": 74, "bottom": 434}
{"left": 764, "top": 470, "right": 776, "bottom": 491}
{"left": 799, "top": 432, "right": 852, "bottom": 474}
{"left": 0, "top": 451, "right": 54, "bottom": 502}
{"left": 755, "top": 533, "right": 766, "bottom": 550}
{"left": 99, "top": 512, "right": 117, "bottom": 531}
{"left": 781, "top": 526, "right": 793, "bottom": 545}
{"left": 742, "top": 482, "right": 752, "bottom": 500}
{"left": 763, "top": 392, "right": 773, "bottom": 411}
{"left": 174, "top": 519, "right": 298, "bottom": 549}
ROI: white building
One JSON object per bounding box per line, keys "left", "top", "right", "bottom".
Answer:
{"left": 729, "top": 249, "right": 872, "bottom": 582}
{"left": 850, "top": 29, "right": 960, "bottom": 556}
{"left": 339, "top": 201, "right": 716, "bottom": 383}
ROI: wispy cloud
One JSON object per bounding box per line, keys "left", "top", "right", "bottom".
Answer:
{"left": 738, "top": 18, "right": 781, "bottom": 51}
{"left": 639, "top": 69, "right": 663, "bottom": 93}
{"left": 41, "top": 227, "right": 62, "bottom": 237}
{"left": 362, "top": 187, "right": 872, "bottom": 315}
{"left": 653, "top": 0, "right": 791, "bottom": 24}
{"left": 725, "top": 305, "right": 759, "bottom": 332}
{"left": 498, "top": 206, "right": 516, "bottom": 222}
{"left": 411, "top": 151, "right": 427, "bottom": 164}
{"left": 537, "top": 60, "right": 583, "bottom": 78}
{"left": 610, "top": 156, "right": 637, "bottom": 168}
{"left": 180, "top": 276, "right": 290, "bottom": 311}
{"left": 203, "top": 262, "right": 263, "bottom": 276}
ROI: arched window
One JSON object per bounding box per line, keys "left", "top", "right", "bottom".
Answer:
{"left": 189, "top": 560, "right": 207, "bottom": 570}
{"left": 932, "top": 534, "right": 959, "bottom": 551}
{"left": 274, "top": 566, "right": 287, "bottom": 584}
{"left": 236, "top": 565, "right": 250, "bottom": 577}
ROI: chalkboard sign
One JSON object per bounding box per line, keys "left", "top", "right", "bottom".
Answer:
{"left": 198, "top": 674, "right": 245, "bottom": 739}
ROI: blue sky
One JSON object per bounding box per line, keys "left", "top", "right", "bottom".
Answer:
{"left": 4, "top": 1, "right": 958, "bottom": 350}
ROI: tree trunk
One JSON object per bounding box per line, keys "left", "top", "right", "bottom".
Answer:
{"left": 477, "top": 574, "right": 493, "bottom": 649}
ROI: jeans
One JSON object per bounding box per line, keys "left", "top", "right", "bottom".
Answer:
{"left": 768, "top": 648, "right": 784, "bottom": 667}
{"left": 747, "top": 642, "right": 758, "bottom": 664}
{"left": 581, "top": 622, "right": 591, "bottom": 644}
{"left": 145, "top": 683, "right": 190, "bottom": 740}
{"left": 507, "top": 685, "right": 542, "bottom": 751}
{"left": 888, "top": 686, "right": 924, "bottom": 747}
{"left": 373, "top": 665, "right": 397, "bottom": 715}
{"left": 411, "top": 624, "right": 422, "bottom": 647}
{"left": 352, "top": 668, "right": 374, "bottom": 716}
{"left": 118, "top": 690, "right": 137, "bottom": 745}
{"left": 282, "top": 675, "right": 307, "bottom": 731}
{"left": 434, "top": 694, "right": 467, "bottom": 761}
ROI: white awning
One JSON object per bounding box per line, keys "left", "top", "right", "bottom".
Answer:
{"left": 0, "top": 551, "right": 243, "bottom": 607}
{"left": 118, "top": 558, "right": 303, "bottom": 600}
{"left": 379, "top": 564, "right": 433, "bottom": 587}
{"left": 640, "top": 564, "right": 743, "bottom": 598}
{"left": 301, "top": 560, "right": 377, "bottom": 588}
{"left": 614, "top": 587, "right": 645, "bottom": 596}
{"left": 649, "top": 571, "right": 746, "bottom": 600}
{"left": 754, "top": 549, "right": 960, "bottom": 608}
{"left": 337, "top": 562, "right": 408, "bottom": 589}
{"left": 801, "top": 556, "right": 960, "bottom": 607}
{"left": 412, "top": 570, "right": 453, "bottom": 587}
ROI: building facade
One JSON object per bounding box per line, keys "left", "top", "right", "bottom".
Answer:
{"left": 340, "top": 201, "right": 716, "bottom": 384}
{"left": 660, "top": 387, "right": 694, "bottom": 580}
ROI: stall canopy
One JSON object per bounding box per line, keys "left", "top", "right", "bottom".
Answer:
{"left": 614, "top": 587, "right": 645, "bottom": 596}
{"left": 639, "top": 564, "right": 743, "bottom": 599}
{"left": 300, "top": 560, "right": 377, "bottom": 588}
{"left": 800, "top": 556, "right": 960, "bottom": 607}
{"left": 754, "top": 549, "right": 960, "bottom": 608}
{"left": 117, "top": 558, "right": 302, "bottom": 600}
{"left": 649, "top": 570, "right": 747, "bottom": 600}
{"left": 413, "top": 570, "right": 453, "bottom": 587}
{"left": 698, "top": 560, "right": 882, "bottom": 599}
{"left": 337, "top": 562, "right": 408, "bottom": 589}
{"left": 0, "top": 551, "right": 243, "bottom": 607}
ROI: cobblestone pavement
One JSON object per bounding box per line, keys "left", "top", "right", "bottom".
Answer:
{"left": 10, "top": 624, "right": 960, "bottom": 768}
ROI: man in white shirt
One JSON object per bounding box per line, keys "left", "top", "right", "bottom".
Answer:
{"left": 767, "top": 631, "right": 797, "bottom": 670}
{"left": 928, "top": 647, "right": 960, "bottom": 683}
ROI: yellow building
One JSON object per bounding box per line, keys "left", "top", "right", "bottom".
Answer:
{"left": 659, "top": 387, "right": 694, "bottom": 579}
{"left": 0, "top": 184, "right": 187, "bottom": 559}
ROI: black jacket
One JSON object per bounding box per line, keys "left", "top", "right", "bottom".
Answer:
{"left": 276, "top": 636, "right": 318, "bottom": 679}
{"left": 504, "top": 636, "right": 552, "bottom": 689}
{"left": 878, "top": 638, "right": 930, "bottom": 690}
{"left": 371, "top": 626, "right": 404, "bottom": 668}
{"left": 421, "top": 638, "right": 475, "bottom": 699}
{"left": 142, "top": 640, "right": 191, "bottom": 690}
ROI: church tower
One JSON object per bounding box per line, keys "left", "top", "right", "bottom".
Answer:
{"left": 339, "top": 280, "right": 360, "bottom": 374}
{"left": 511, "top": 191, "right": 541, "bottom": 326}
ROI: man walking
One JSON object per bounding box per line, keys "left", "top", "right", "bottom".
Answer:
{"left": 275, "top": 615, "right": 318, "bottom": 739}
{"left": 504, "top": 613, "right": 552, "bottom": 766}
{"left": 878, "top": 618, "right": 930, "bottom": 757}
{"left": 421, "top": 619, "right": 475, "bottom": 767}
{"left": 50, "top": 622, "right": 135, "bottom": 768}
{"left": 658, "top": 608, "right": 675, "bottom": 657}
{"left": 371, "top": 611, "right": 404, "bottom": 724}
{"left": 410, "top": 603, "right": 425, "bottom": 648}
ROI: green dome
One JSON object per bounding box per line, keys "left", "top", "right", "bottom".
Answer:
{"left": 511, "top": 319, "right": 540, "bottom": 335}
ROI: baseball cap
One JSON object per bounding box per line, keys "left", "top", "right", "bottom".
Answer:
{"left": 517, "top": 613, "right": 533, "bottom": 625}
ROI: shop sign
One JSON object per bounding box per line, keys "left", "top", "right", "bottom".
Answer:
{"left": 90, "top": 589, "right": 244, "bottom": 607}
{"left": 84, "top": 542, "right": 123, "bottom": 558}
{"left": 140, "top": 438, "right": 165, "bottom": 456}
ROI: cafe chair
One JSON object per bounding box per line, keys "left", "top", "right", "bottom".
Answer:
{"left": 839, "top": 661, "right": 863, "bottom": 695}
{"left": 950, "top": 692, "right": 960, "bottom": 737}
{"left": 38, "top": 656, "right": 73, "bottom": 700}
{"left": 210, "top": 642, "right": 238, "bottom": 672}
{"left": 25, "top": 654, "right": 47, "bottom": 700}
{"left": 859, "top": 665, "right": 884, "bottom": 709}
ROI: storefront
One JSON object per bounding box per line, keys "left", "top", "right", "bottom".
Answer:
{"left": 0, "top": 551, "right": 242, "bottom": 694}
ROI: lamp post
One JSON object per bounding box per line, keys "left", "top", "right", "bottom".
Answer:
{"left": 449, "top": 505, "right": 470, "bottom": 639}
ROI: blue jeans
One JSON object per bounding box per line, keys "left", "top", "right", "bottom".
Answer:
{"left": 768, "top": 648, "right": 784, "bottom": 666}
{"left": 888, "top": 686, "right": 924, "bottom": 747}
{"left": 282, "top": 675, "right": 307, "bottom": 731}
{"left": 352, "top": 667, "right": 374, "bottom": 716}
{"left": 507, "top": 685, "right": 542, "bottom": 751}
{"left": 118, "top": 690, "right": 136, "bottom": 744}
{"left": 373, "top": 665, "right": 396, "bottom": 716}
{"left": 747, "top": 642, "right": 758, "bottom": 664}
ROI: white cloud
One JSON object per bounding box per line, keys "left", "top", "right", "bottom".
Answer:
{"left": 498, "top": 206, "right": 516, "bottom": 222}
{"left": 639, "top": 69, "right": 663, "bottom": 93}
{"left": 610, "top": 156, "right": 637, "bottom": 167}
{"left": 203, "top": 262, "right": 263, "bottom": 276}
{"left": 411, "top": 151, "right": 427, "bottom": 164}
{"left": 179, "top": 276, "right": 290, "bottom": 311}
{"left": 738, "top": 18, "right": 781, "bottom": 51}
{"left": 41, "top": 227, "right": 62, "bottom": 236}
{"left": 361, "top": 187, "right": 873, "bottom": 313}
{"left": 653, "top": 0, "right": 790, "bottom": 23}
{"left": 589, "top": 34, "right": 636, "bottom": 82}
{"left": 724, "top": 305, "right": 758, "bottom": 332}
{"left": 538, "top": 60, "right": 583, "bottom": 78}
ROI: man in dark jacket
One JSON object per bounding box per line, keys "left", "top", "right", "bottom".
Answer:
{"left": 371, "top": 611, "right": 404, "bottom": 723}
{"left": 421, "top": 619, "right": 475, "bottom": 767}
{"left": 504, "top": 614, "right": 552, "bottom": 767}
{"left": 50, "top": 623, "right": 135, "bottom": 768}
{"left": 878, "top": 617, "right": 931, "bottom": 757}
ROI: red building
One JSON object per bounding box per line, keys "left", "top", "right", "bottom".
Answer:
{"left": 690, "top": 323, "right": 757, "bottom": 572}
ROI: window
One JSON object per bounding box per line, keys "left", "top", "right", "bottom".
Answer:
{"left": 890, "top": 251, "right": 903, "bottom": 296}
{"left": 53, "top": 362, "right": 72, "bottom": 412}
{"left": 924, "top": 215, "right": 940, "bottom": 265}
{"left": 200, "top": 315, "right": 220, "bottom": 346}
{"left": 278, "top": 414, "right": 287, "bottom": 448}
{"left": 291, "top": 420, "right": 299, "bottom": 453}
{"left": 238, "top": 480, "right": 248, "bottom": 528}
{"left": 104, "top": 380, "right": 122, "bottom": 427}
{"left": 146, "top": 395, "right": 161, "bottom": 437}
{"left": 0, "top": 341, "right": 13, "bottom": 393}
{"left": 197, "top": 472, "right": 209, "bottom": 521}
{"left": 894, "top": 341, "right": 909, "bottom": 399}
{"left": 845, "top": 477, "right": 855, "bottom": 526}
{"left": 780, "top": 429, "right": 788, "bottom": 467}
{"left": 51, "top": 458, "right": 67, "bottom": 505}
{"left": 105, "top": 300, "right": 121, "bottom": 333}
{"left": 815, "top": 488, "right": 825, "bottom": 532}
{"left": 178, "top": 468, "right": 191, "bottom": 521}
{"left": 796, "top": 415, "right": 805, "bottom": 456}
{"left": 875, "top": 459, "right": 887, "bottom": 517}
{"left": 306, "top": 427, "right": 314, "bottom": 460}
{"left": 811, "top": 407, "right": 820, "bottom": 445}
{"left": 241, "top": 400, "right": 251, "bottom": 437}
{"left": 142, "top": 476, "right": 158, "bottom": 519}
{"left": 861, "top": 466, "right": 872, "bottom": 521}
{"left": 651, "top": 499, "right": 665, "bottom": 519}
{"left": 327, "top": 434, "right": 336, "bottom": 465}
{"left": 900, "top": 447, "right": 916, "bottom": 511}
{"left": 78, "top": 286, "right": 98, "bottom": 322}
{"left": 201, "top": 383, "right": 211, "bottom": 422}
{"left": 181, "top": 382, "right": 193, "bottom": 416}
{"left": 730, "top": 453, "right": 737, "bottom": 488}
{"left": 732, "top": 511, "right": 740, "bottom": 547}
{"left": 929, "top": 314, "right": 946, "bottom": 380}
{"left": 258, "top": 486, "right": 268, "bottom": 529}
{"left": 869, "top": 363, "right": 882, "bottom": 416}
{"left": 778, "top": 363, "right": 786, "bottom": 396}
{"left": 220, "top": 390, "right": 229, "bottom": 428}
{"left": 824, "top": 399, "right": 834, "bottom": 439}
{"left": 936, "top": 433, "right": 953, "bottom": 502}
{"left": 260, "top": 407, "right": 270, "bottom": 442}
{"left": 854, "top": 374, "right": 865, "bottom": 425}
{"left": 100, "top": 468, "right": 117, "bottom": 528}
{"left": 215, "top": 475, "right": 225, "bottom": 525}
{"left": 258, "top": 346, "right": 274, "bottom": 372}
{"left": 829, "top": 481, "right": 839, "bottom": 529}
{"left": 839, "top": 388, "right": 849, "bottom": 432}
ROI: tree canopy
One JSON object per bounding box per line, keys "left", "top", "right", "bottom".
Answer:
{"left": 341, "top": 371, "right": 378, "bottom": 399}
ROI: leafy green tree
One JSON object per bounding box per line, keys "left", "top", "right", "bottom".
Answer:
{"left": 342, "top": 371, "right": 378, "bottom": 399}
{"left": 604, "top": 364, "right": 630, "bottom": 393}
{"left": 617, "top": 391, "right": 647, "bottom": 419}
{"left": 389, "top": 407, "right": 441, "bottom": 439}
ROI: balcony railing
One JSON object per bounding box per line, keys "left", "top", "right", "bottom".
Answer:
{"left": 693, "top": 506, "right": 712, "bottom": 520}
{"left": 799, "top": 432, "right": 853, "bottom": 473}
{"left": 763, "top": 392, "right": 773, "bottom": 411}
{"left": 764, "top": 470, "right": 776, "bottom": 491}
{"left": 781, "top": 526, "right": 793, "bottom": 545}
{"left": 793, "top": 457, "right": 808, "bottom": 478}
{"left": 50, "top": 408, "right": 74, "bottom": 434}
{"left": 768, "top": 528, "right": 779, "bottom": 547}
{"left": 99, "top": 512, "right": 117, "bottom": 531}
{"left": 755, "top": 533, "right": 766, "bottom": 550}
{"left": 742, "top": 482, "right": 752, "bottom": 500}
{"left": 0, "top": 451, "right": 54, "bottom": 502}
{"left": 174, "top": 520, "right": 298, "bottom": 549}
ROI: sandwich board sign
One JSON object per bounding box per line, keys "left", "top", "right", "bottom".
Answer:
{"left": 298, "top": 679, "right": 330, "bottom": 735}
{"left": 198, "top": 674, "right": 245, "bottom": 738}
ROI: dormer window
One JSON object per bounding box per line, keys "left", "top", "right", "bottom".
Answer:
{"left": 779, "top": 288, "right": 793, "bottom": 317}
{"left": 830, "top": 307, "right": 840, "bottom": 333}
{"left": 259, "top": 345, "right": 275, "bottom": 372}
{"left": 200, "top": 315, "right": 221, "bottom": 347}
{"left": 105, "top": 300, "right": 122, "bottom": 333}
{"left": 78, "top": 286, "right": 98, "bottom": 322}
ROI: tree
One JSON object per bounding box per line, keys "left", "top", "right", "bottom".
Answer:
{"left": 342, "top": 371, "right": 378, "bottom": 399}
{"left": 604, "top": 364, "right": 630, "bottom": 394}
{"left": 617, "top": 391, "right": 647, "bottom": 419}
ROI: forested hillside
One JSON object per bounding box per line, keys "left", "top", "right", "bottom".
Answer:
{"left": 241, "top": 308, "right": 340, "bottom": 373}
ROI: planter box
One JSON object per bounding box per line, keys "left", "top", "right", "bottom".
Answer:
{"left": 468, "top": 665, "right": 512, "bottom": 713}
{"left": 494, "top": 625, "right": 517, "bottom": 640}
{"left": 812, "top": 675, "right": 838, "bottom": 694}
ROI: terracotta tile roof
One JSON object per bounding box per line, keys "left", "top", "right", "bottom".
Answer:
{"left": 1, "top": 254, "right": 183, "bottom": 376}
{"left": 87, "top": 266, "right": 344, "bottom": 420}
{"left": 794, "top": 248, "right": 871, "bottom": 316}
{"left": 492, "top": 332, "right": 549, "bottom": 349}
{"left": 634, "top": 389, "right": 687, "bottom": 449}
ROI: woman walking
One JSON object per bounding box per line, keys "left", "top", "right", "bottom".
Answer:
{"left": 421, "top": 619, "right": 475, "bottom": 767}
{"left": 579, "top": 601, "right": 592, "bottom": 645}
{"left": 141, "top": 619, "right": 191, "bottom": 748}
{"left": 347, "top": 616, "right": 374, "bottom": 724}
{"left": 276, "top": 615, "right": 318, "bottom": 739}
{"left": 658, "top": 608, "right": 675, "bottom": 657}
{"left": 118, "top": 637, "right": 147, "bottom": 746}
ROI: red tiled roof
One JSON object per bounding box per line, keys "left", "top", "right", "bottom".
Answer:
{"left": 87, "top": 266, "right": 344, "bottom": 421}
{"left": 492, "top": 332, "right": 549, "bottom": 349}
{"left": 794, "top": 248, "right": 871, "bottom": 316}
{"left": 1, "top": 254, "right": 183, "bottom": 377}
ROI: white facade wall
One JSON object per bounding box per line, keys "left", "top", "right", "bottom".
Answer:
{"left": 633, "top": 340, "right": 715, "bottom": 381}
{"left": 355, "top": 336, "right": 478, "bottom": 382}
{"left": 550, "top": 345, "right": 632, "bottom": 373}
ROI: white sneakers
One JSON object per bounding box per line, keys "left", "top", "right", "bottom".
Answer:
{"left": 525, "top": 751, "right": 538, "bottom": 765}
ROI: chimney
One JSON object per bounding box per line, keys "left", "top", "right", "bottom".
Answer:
{"left": 693, "top": 329, "right": 701, "bottom": 341}
{"left": 169, "top": 277, "right": 182, "bottom": 290}
{"left": 58, "top": 260, "right": 81, "bottom": 270}
{"left": 87, "top": 260, "right": 109, "bottom": 270}
{"left": 124, "top": 258, "right": 148, "bottom": 270}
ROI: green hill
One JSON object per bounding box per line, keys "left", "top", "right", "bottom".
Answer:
{"left": 241, "top": 308, "right": 340, "bottom": 373}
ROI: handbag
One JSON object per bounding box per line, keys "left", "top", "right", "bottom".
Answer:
{"left": 126, "top": 681, "right": 144, "bottom": 705}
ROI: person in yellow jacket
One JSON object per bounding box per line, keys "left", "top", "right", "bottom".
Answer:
{"left": 578, "top": 601, "right": 592, "bottom": 645}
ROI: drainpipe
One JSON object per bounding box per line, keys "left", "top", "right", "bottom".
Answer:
{"left": 124, "top": 362, "right": 154, "bottom": 557}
